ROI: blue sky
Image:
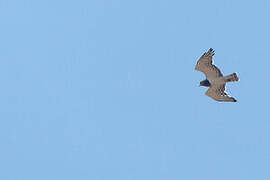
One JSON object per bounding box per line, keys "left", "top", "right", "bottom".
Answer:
{"left": 1, "top": 0, "right": 270, "bottom": 179}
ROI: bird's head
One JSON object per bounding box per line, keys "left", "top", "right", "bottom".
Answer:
{"left": 199, "top": 79, "right": 211, "bottom": 87}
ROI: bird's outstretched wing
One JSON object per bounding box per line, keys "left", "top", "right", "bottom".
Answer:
{"left": 195, "top": 48, "right": 223, "bottom": 79}
{"left": 205, "top": 84, "right": 236, "bottom": 102}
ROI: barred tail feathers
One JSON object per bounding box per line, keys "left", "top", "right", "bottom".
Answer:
{"left": 224, "top": 73, "right": 239, "bottom": 82}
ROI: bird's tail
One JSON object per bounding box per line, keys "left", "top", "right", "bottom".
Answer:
{"left": 224, "top": 73, "right": 239, "bottom": 82}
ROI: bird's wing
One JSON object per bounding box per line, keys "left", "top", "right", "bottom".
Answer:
{"left": 195, "top": 48, "right": 223, "bottom": 79}
{"left": 205, "top": 84, "right": 236, "bottom": 102}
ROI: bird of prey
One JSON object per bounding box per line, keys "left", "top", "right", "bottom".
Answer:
{"left": 195, "top": 48, "right": 239, "bottom": 102}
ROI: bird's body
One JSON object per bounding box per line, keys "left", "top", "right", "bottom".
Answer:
{"left": 195, "top": 48, "right": 239, "bottom": 102}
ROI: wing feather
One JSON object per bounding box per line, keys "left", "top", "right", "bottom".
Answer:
{"left": 205, "top": 84, "right": 236, "bottom": 102}
{"left": 195, "top": 48, "right": 223, "bottom": 79}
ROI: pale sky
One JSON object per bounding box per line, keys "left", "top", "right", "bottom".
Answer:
{"left": 0, "top": 0, "right": 270, "bottom": 179}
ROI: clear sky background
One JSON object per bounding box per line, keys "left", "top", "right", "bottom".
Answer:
{"left": 0, "top": 0, "right": 270, "bottom": 179}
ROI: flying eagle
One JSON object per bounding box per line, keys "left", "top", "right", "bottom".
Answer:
{"left": 195, "top": 48, "right": 239, "bottom": 102}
